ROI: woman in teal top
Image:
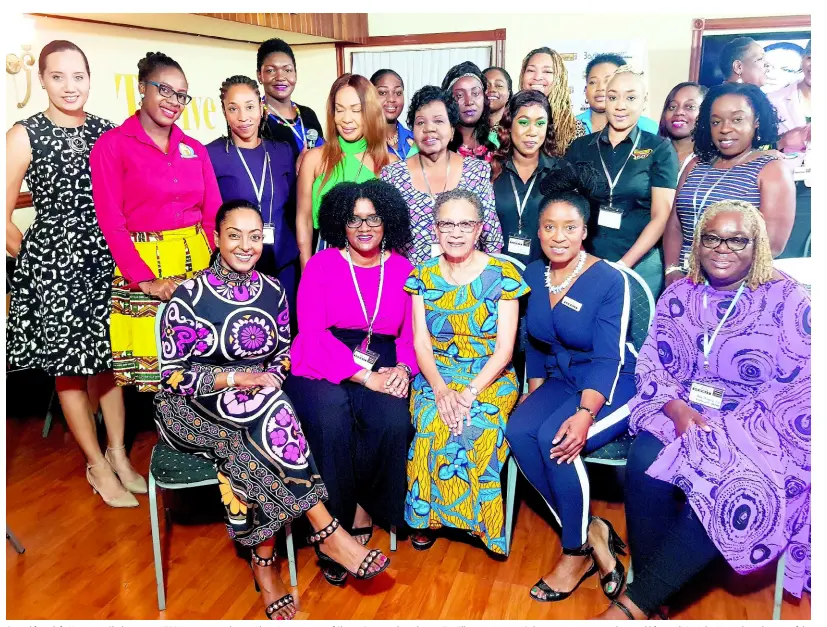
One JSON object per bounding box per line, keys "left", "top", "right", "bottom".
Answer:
{"left": 297, "top": 74, "right": 394, "bottom": 268}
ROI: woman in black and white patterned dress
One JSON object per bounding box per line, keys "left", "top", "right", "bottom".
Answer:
{"left": 5, "top": 40, "right": 146, "bottom": 508}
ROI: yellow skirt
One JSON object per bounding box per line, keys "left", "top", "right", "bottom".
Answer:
{"left": 110, "top": 224, "right": 211, "bottom": 392}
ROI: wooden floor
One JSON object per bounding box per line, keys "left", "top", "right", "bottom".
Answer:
{"left": 5, "top": 387, "right": 811, "bottom": 621}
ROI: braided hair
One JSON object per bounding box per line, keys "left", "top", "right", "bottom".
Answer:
{"left": 519, "top": 48, "right": 578, "bottom": 153}
{"left": 218, "top": 74, "right": 274, "bottom": 152}
{"left": 137, "top": 51, "right": 183, "bottom": 83}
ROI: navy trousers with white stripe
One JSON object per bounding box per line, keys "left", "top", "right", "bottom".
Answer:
{"left": 506, "top": 374, "right": 635, "bottom": 549}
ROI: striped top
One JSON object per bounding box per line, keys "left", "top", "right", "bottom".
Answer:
{"left": 675, "top": 154, "right": 777, "bottom": 267}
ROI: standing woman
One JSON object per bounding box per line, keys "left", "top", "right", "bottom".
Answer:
{"left": 296, "top": 74, "right": 391, "bottom": 269}
{"left": 519, "top": 47, "right": 585, "bottom": 153}
{"left": 720, "top": 37, "right": 768, "bottom": 87}
{"left": 484, "top": 66, "right": 513, "bottom": 135}
{"left": 380, "top": 85, "right": 503, "bottom": 265}
{"left": 663, "top": 83, "right": 794, "bottom": 286}
{"left": 441, "top": 62, "right": 499, "bottom": 161}
{"left": 371, "top": 69, "right": 417, "bottom": 159}
{"left": 565, "top": 68, "right": 679, "bottom": 297}
{"left": 6, "top": 40, "right": 142, "bottom": 508}
{"left": 492, "top": 89, "right": 564, "bottom": 267}
{"left": 257, "top": 38, "right": 325, "bottom": 163}
{"left": 206, "top": 75, "right": 299, "bottom": 327}
{"left": 658, "top": 81, "right": 708, "bottom": 178}
{"left": 404, "top": 189, "right": 529, "bottom": 554}
{"left": 91, "top": 51, "right": 221, "bottom": 392}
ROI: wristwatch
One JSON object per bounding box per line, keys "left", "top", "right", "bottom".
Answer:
{"left": 227, "top": 371, "right": 236, "bottom": 387}
{"left": 467, "top": 385, "right": 479, "bottom": 397}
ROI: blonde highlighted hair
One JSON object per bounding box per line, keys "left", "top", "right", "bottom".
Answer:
{"left": 320, "top": 73, "right": 389, "bottom": 187}
{"left": 519, "top": 48, "right": 578, "bottom": 152}
{"left": 687, "top": 200, "right": 775, "bottom": 290}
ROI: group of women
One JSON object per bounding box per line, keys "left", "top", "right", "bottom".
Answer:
{"left": 5, "top": 35, "right": 810, "bottom": 621}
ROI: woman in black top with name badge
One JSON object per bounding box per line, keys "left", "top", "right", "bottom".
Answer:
{"left": 566, "top": 69, "right": 678, "bottom": 297}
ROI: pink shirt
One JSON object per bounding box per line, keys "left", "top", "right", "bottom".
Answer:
{"left": 291, "top": 247, "right": 419, "bottom": 384}
{"left": 90, "top": 113, "right": 221, "bottom": 285}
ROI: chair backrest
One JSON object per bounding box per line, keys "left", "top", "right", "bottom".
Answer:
{"left": 606, "top": 261, "right": 655, "bottom": 355}
{"left": 491, "top": 252, "right": 527, "bottom": 273}
{"left": 155, "top": 303, "right": 167, "bottom": 377}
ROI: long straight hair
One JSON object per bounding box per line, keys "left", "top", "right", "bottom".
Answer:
{"left": 320, "top": 74, "right": 389, "bottom": 187}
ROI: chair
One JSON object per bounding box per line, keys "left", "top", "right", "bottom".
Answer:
{"left": 6, "top": 526, "right": 25, "bottom": 554}
{"left": 148, "top": 304, "right": 297, "bottom": 611}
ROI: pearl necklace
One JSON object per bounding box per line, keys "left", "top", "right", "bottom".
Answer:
{"left": 545, "top": 251, "right": 587, "bottom": 294}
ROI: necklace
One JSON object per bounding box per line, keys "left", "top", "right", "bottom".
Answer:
{"left": 46, "top": 113, "right": 88, "bottom": 154}
{"left": 545, "top": 251, "right": 587, "bottom": 294}
{"left": 443, "top": 255, "right": 473, "bottom": 286}
{"left": 266, "top": 102, "right": 301, "bottom": 127}
{"left": 387, "top": 132, "right": 399, "bottom": 148}
{"left": 420, "top": 154, "right": 451, "bottom": 200}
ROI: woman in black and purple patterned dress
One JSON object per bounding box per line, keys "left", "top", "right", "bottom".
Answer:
{"left": 154, "top": 199, "right": 390, "bottom": 620}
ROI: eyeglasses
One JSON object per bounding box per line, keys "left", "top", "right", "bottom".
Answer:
{"left": 145, "top": 80, "right": 193, "bottom": 106}
{"left": 346, "top": 215, "right": 383, "bottom": 229}
{"left": 436, "top": 220, "right": 480, "bottom": 233}
{"left": 700, "top": 234, "right": 753, "bottom": 252}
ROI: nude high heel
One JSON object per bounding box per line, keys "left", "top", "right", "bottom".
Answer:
{"left": 105, "top": 445, "right": 148, "bottom": 494}
{"left": 86, "top": 460, "right": 139, "bottom": 508}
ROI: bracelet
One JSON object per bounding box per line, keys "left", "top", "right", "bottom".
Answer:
{"left": 361, "top": 370, "right": 372, "bottom": 386}
{"left": 665, "top": 265, "right": 686, "bottom": 276}
{"left": 226, "top": 371, "right": 236, "bottom": 387}
{"left": 576, "top": 405, "right": 596, "bottom": 422}
{"left": 396, "top": 362, "right": 412, "bottom": 378}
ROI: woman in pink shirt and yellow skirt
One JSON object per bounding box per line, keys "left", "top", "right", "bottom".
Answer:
{"left": 91, "top": 52, "right": 221, "bottom": 392}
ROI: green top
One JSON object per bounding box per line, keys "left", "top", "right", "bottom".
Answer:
{"left": 311, "top": 136, "right": 377, "bottom": 228}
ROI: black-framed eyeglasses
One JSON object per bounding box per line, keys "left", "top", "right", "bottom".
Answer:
{"left": 346, "top": 215, "right": 383, "bottom": 229}
{"left": 145, "top": 80, "right": 193, "bottom": 106}
{"left": 436, "top": 220, "right": 480, "bottom": 233}
{"left": 700, "top": 234, "right": 753, "bottom": 252}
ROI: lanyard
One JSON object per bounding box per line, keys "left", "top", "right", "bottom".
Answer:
{"left": 509, "top": 172, "right": 537, "bottom": 233}
{"left": 702, "top": 281, "right": 746, "bottom": 366}
{"left": 236, "top": 145, "right": 275, "bottom": 225}
{"left": 597, "top": 130, "right": 640, "bottom": 205}
{"left": 346, "top": 248, "right": 386, "bottom": 344}
{"left": 268, "top": 104, "right": 306, "bottom": 148}
{"left": 691, "top": 152, "right": 753, "bottom": 230}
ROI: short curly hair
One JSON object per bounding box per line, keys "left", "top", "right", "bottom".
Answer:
{"left": 318, "top": 180, "right": 412, "bottom": 252}
{"left": 407, "top": 85, "right": 460, "bottom": 129}
{"left": 257, "top": 38, "right": 296, "bottom": 71}
{"left": 693, "top": 83, "right": 780, "bottom": 163}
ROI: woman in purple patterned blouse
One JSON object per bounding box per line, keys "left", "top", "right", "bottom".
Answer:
{"left": 598, "top": 200, "right": 810, "bottom": 620}
{"left": 154, "top": 200, "right": 391, "bottom": 620}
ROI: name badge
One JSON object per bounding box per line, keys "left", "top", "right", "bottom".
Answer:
{"left": 597, "top": 205, "right": 623, "bottom": 229}
{"left": 263, "top": 224, "right": 275, "bottom": 245}
{"left": 353, "top": 346, "right": 379, "bottom": 370}
{"left": 430, "top": 242, "right": 443, "bottom": 258}
{"left": 794, "top": 166, "right": 811, "bottom": 182}
{"left": 507, "top": 234, "right": 531, "bottom": 256}
{"left": 689, "top": 381, "right": 724, "bottom": 409}
{"left": 561, "top": 296, "right": 582, "bottom": 312}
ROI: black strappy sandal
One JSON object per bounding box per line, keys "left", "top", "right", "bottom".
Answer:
{"left": 591, "top": 516, "right": 628, "bottom": 599}
{"left": 612, "top": 599, "right": 636, "bottom": 620}
{"left": 308, "top": 517, "right": 391, "bottom": 584}
{"left": 410, "top": 530, "right": 435, "bottom": 551}
{"left": 351, "top": 525, "right": 373, "bottom": 547}
{"left": 250, "top": 549, "right": 296, "bottom": 620}
{"left": 529, "top": 543, "right": 598, "bottom": 602}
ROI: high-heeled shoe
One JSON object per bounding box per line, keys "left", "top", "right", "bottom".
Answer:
{"left": 250, "top": 549, "right": 296, "bottom": 620}
{"left": 86, "top": 460, "right": 139, "bottom": 508}
{"left": 105, "top": 446, "right": 148, "bottom": 494}
{"left": 529, "top": 543, "right": 598, "bottom": 602}
{"left": 590, "top": 516, "right": 627, "bottom": 599}
{"left": 308, "top": 518, "right": 390, "bottom": 585}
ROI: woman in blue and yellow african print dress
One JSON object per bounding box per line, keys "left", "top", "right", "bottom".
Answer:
{"left": 403, "top": 189, "right": 528, "bottom": 554}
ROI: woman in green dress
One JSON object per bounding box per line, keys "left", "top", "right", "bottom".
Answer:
{"left": 404, "top": 188, "right": 529, "bottom": 554}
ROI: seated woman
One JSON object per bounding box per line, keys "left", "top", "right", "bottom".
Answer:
{"left": 154, "top": 200, "right": 391, "bottom": 619}
{"left": 286, "top": 179, "right": 416, "bottom": 585}
{"left": 598, "top": 200, "right": 811, "bottom": 620}
{"left": 404, "top": 188, "right": 528, "bottom": 554}
{"left": 506, "top": 163, "right": 637, "bottom": 603}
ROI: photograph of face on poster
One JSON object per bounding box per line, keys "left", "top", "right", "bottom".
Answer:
{"left": 697, "top": 30, "right": 810, "bottom": 94}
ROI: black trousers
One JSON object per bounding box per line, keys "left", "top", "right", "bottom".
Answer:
{"left": 624, "top": 431, "right": 721, "bottom": 615}
{"left": 284, "top": 374, "right": 413, "bottom": 531}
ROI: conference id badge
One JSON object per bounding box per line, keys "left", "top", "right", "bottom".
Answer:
{"left": 561, "top": 296, "right": 582, "bottom": 312}
{"left": 688, "top": 381, "right": 724, "bottom": 410}
{"left": 263, "top": 224, "right": 275, "bottom": 245}
{"left": 597, "top": 205, "right": 623, "bottom": 229}
{"left": 353, "top": 346, "right": 379, "bottom": 370}
{"left": 508, "top": 234, "right": 531, "bottom": 256}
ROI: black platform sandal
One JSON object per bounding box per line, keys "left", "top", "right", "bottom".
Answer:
{"left": 591, "top": 516, "right": 627, "bottom": 599}
{"left": 308, "top": 518, "right": 391, "bottom": 583}
{"left": 611, "top": 599, "right": 636, "bottom": 620}
{"left": 250, "top": 549, "right": 296, "bottom": 620}
{"left": 529, "top": 544, "right": 598, "bottom": 602}
{"left": 410, "top": 530, "right": 435, "bottom": 551}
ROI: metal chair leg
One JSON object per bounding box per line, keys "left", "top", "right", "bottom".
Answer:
{"left": 149, "top": 474, "right": 166, "bottom": 611}
{"left": 505, "top": 455, "right": 518, "bottom": 555}
{"left": 6, "top": 526, "right": 25, "bottom": 554}
{"left": 390, "top": 525, "right": 397, "bottom": 551}
{"left": 285, "top": 523, "right": 297, "bottom": 587}
{"left": 773, "top": 550, "right": 786, "bottom": 620}
{"left": 42, "top": 387, "right": 57, "bottom": 438}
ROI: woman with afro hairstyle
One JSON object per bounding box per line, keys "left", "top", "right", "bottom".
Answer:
{"left": 285, "top": 179, "right": 417, "bottom": 586}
